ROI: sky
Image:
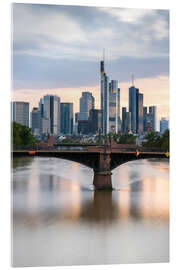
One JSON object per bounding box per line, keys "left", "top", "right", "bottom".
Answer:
{"left": 12, "top": 3, "right": 169, "bottom": 122}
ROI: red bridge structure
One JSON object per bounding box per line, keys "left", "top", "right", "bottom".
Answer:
{"left": 13, "top": 141, "right": 169, "bottom": 190}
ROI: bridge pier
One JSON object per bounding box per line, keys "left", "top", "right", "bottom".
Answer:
{"left": 93, "top": 170, "right": 112, "bottom": 190}
{"left": 93, "top": 152, "right": 112, "bottom": 190}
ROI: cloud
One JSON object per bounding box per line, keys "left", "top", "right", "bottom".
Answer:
{"left": 12, "top": 3, "right": 169, "bottom": 90}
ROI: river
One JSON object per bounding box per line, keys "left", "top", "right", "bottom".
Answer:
{"left": 12, "top": 157, "right": 169, "bottom": 267}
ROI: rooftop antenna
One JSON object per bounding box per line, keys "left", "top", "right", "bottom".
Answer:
{"left": 131, "top": 74, "right": 134, "bottom": 86}
{"left": 103, "top": 48, "right": 105, "bottom": 62}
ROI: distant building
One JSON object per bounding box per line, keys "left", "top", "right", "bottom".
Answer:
{"left": 109, "top": 80, "right": 120, "bottom": 133}
{"left": 12, "top": 101, "right": 29, "bottom": 127}
{"left": 138, "top": 93, "right": 144, "bottom": 133}
{"left": 78, "top": 120, "right": 90, "bottom": 135}
{"left": 160, "top": 117, "right": 169, "bottom": 133}
{"left": 122, "top": 107, "right": 127, "bottom": 134}
{"left": 31, "top": 107, "right": 40, "bottom": 135}
{"left": 143, "top": 107, "right": 148, "bottom": 132}
{"left": 43, "top": 95, "right": 60, "bottom": 135}
{"left": 129, "top": 86, "right": 139, "bottom": 134}
{"left": 60, "top": 103, "right": 73, "bottom": 134}
{"left": 100, "top": 60, "right": 120, "bottom": 134}
{"left": 41, "top": 117, "right": 50, "bottom": 135}
{"left": 149, "top": 106, "right": 157, "bottom": 131}
{"left": 79, "top": 92, "right": 94, "bottom": 120}
{"left": 89, "top": 109, "right": 101, "bottom": 134}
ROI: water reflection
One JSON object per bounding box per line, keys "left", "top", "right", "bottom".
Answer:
{"left": 12, "top": 157, "right": 169, "bottom": 266}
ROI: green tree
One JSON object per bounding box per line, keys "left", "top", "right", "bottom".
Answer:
{"left": 12, "top": 122, "right": 36, "bottom": 149}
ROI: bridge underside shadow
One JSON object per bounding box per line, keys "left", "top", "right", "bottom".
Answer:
{"left": 13, "top": 150, "right": 168, "bottom": 190}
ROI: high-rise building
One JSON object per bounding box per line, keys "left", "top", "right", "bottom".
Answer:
{"left": 149, "top": 106, "right": 157, "bottom": 131}
{"left": 100, "top": 60, "right": 120, "bottom": 134}
{"left": 109, "top": 80, "right": 120, "bottom": 133}
{"left": 122, "top": 107, "right": 127, "bottom": 134}
{"left": 122, "top": 107, "right": 131, "bottom": 134}
{"left": 43, "top": 95, "right": 60, "bottom": 135}
{"left": 138, "top": 93, "right": 144, "bottom": 133}
{"left": 78, "top": 120, "right": 90, "bottom": 135}
{"left": 31, "top": 107, "right": 40, "bottom": 135}
{"left": 12, "top": 101, "right": 29, "bottom": 127}
{"left": 89, "top": 109, "right": 101, "bottom": 134}
{"left": 160, "top": 117, "right": 169, "bottom": 133}
{"left": 60, "top": 103, "right": 73, "bottom": 134}
{"left": 79, "top": 92, "right": 94, "bottom": 120}
{"left": 143, "top": 107, "right": 148, "bottom": 132}
{"left": 129, "top": 86, "right": 139, "bottom": 134}
{"left": 143, "top": 106, "right": 157, "bottom": 132}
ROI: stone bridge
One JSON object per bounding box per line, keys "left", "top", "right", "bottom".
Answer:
{"left": 13, "top": 144, "right": 169, "bottom": 190}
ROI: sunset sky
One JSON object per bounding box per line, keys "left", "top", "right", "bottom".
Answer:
{"left": 12, "top": 3, "right": 169, "bottom": 124}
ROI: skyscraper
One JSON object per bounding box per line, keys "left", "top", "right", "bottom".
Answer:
{"left": 100, "top": 60, "right": 120, "bottom": 134}
{"left": 109, "top": 80, "right": 120, "bottom": 133}
{"left": 12, "top": 101, "right": 29, "bottom": 127}
{"left": 89, "top": 109, "right": 101, "bottom": 134}
{"left": 129, "top": 86, "right": 139, "bottom": 134}
{"left": 149, "top": 106, "right": 157, "bottom": 131}
{"left": 160, "top": 117, "right": 169, "bottom": 134}
{"left": 79, "top": 92, "right": 94, "bottom": 120}
{"left": 31, "top": 107, "right": 40, "bottom": 135}
{"left": 138, "top": 93, "right": 144, "bottom": 133}
{"left": 43, "top": 95, "right": 60, "bottom": 135}
{"left": 122, "top": 107, "right": 127, "bottom": 134}
{"left": 60, "top": 103, "right": 73, "bottom": 134}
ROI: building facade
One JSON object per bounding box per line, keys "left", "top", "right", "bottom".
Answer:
{"left": 60, "top": 103, "right": 73, "bottom": 135}
{"left": 31, "top": 107, "right": 40, "bottom": 135}
{"left": 42, "top": 95, "right": 60, "bottom": 135}
{"left": 89, "top": 109, "right": 101, "bottom": 134}
{"left": 100, "top": 61, "right": 120, "bottom": 134}
{"left": 160, "top": 117, "right": 169, "bottom": 133}
{"left": 12, "top": 101, "right": 29, "bottom": 127}
{"left": 79, "top": 92, "right": 95, "bottom": 121}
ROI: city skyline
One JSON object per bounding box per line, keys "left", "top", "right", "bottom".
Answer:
{"left": 12, "top": 4, "right": 169, "bottom": 122}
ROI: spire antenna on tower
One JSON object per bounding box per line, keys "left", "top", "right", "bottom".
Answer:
{"left": 132, "top": 74, "right": 134, "bottom": 86}
{"left": 103, "top": 48, "right": 105, "bottom": 62}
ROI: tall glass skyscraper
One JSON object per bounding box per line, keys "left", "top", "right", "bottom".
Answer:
{"left": 79, "top": 92, "right": 94, "bottom": 120}
{"left": 100, "top": 60, "right": 120, "bottom": 134}
{"left": 149, "top": 106, "right": 157, "bottom": 131}
{"left": 138, "top": 93, "right": 144, "bottom": 133}
{"left": 60, "top": 103, "right": 73, "bottom": 134}
{"left": 40, "top": 95, "right": 60, "bottom": 135}
{"left": 129, "top": 86, "right": 139, "bottom": 134}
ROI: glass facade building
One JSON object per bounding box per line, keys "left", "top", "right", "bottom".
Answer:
{"left": 12, "top": 101, "right": 29, "bottom": 127}
{"left": 60, "top": 103, "right": 73, "bottom": 135}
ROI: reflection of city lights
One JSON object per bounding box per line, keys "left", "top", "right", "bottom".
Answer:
{"left": 118, "top": 188, "right": 130, "bottom": 220}
{"left": 59, "top": 180, "right": 81, "bottom": 222}
{"left": 140, "top": 177, "right": 169, "bottom": 220}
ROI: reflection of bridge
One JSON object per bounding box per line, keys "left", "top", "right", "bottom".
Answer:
{"left": 13, "top": 144, "right": 169, "bottom": 189}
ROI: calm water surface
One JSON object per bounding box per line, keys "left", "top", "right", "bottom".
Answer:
{"left": 12, "top": 157, "right": 169, "bottom": 267}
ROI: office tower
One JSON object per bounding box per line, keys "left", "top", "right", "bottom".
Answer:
{"left": 41, "top": 118, "right": 50, "bottom": 135}
{"left": 149, "top": 106, "right": 157, "bottom": 131}
{"left": 31, "top": 107, "right": 40, "bottom": 135}
{"left": 138, "top": 93, "right": 144, "bottom": 133}
{"left": 43, "top": 95, "right": 60, "bottom": 135}
{"left": 78, "top": 120, "right": 90, "bottom": 135}
{"left": 89, "top": 109, "right": 101, "bottom": 134}
{"left": 12, "top": 101, "right": 29, "bottom": 127}
{"left": 79, "top": 92, "right": 95, "bottom": 120}
{"left": 125, "top": 112, "right": 131, "bottom": 134}
{"left": 143, "top": 107, "right": 148, "bottom": 132}
{"left": 129, "top": 86, "right": 139, "bottom": 134}
{"left": 100, "top": 60, "right": 109, "bottom": 134}
{"left": 160, "top": 117, "right": 169, "bottom": 133}
{"left": 100, "top": 60, "right": 120, "bottom": 134}
{"left": 122, "top": 107, "right": 131, "bottom": 134}
{"left": 122, "top": 107, "right": 127, "bottom": 134}
{"left": 60, "top": 103, "right": 73, "bottom": 134}
{"left": 109, "top": 80, "right": 120, "bottom": 133}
